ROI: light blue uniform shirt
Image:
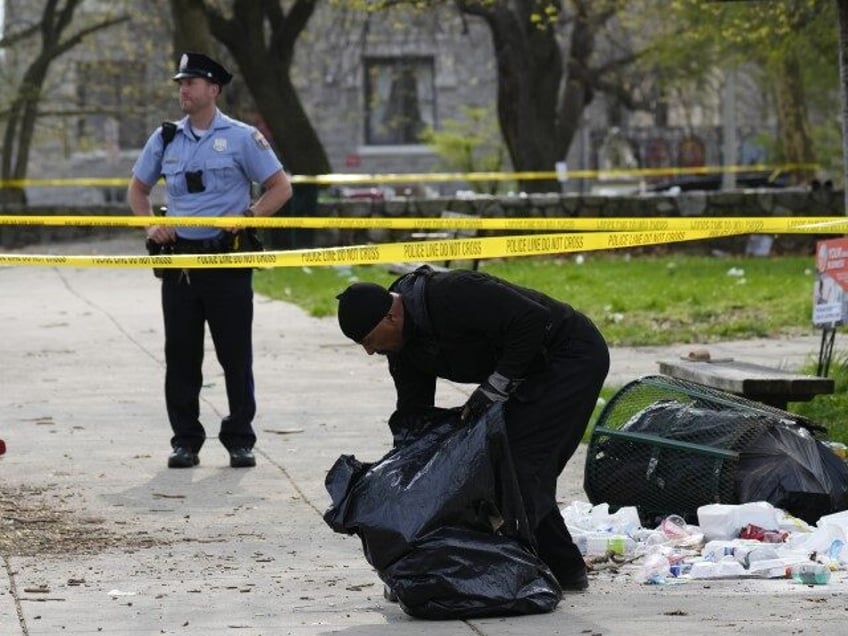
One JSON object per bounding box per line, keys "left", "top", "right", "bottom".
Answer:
{"left": 132, "top": 109, "right": 283, "bottom": 240}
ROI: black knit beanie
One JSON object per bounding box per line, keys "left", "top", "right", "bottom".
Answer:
{"left": 336, "top": 282, "right": 393, "bottom": 342}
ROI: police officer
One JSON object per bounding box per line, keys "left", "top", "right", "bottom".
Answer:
{"left": 128, "top": 52, "right": 292, "bottom": 468}
{"left": 335, "top": 265, "right": 609, "bottom": 591}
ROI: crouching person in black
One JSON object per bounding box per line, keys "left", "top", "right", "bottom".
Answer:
{"left": 335, "top": 265, "right": 609, "bottom": 591}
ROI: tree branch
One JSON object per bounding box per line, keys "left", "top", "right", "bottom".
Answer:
{"left": 273, "top": 0, "right": 318, "bottom": 62}
{"left": 0, "top": 24, "right": 42, "bottom": 49}
{"left": 203, "top": 2, "right": 238, "bottom": 48}
{"left": 49, "top": 16, "right": 131, "bottom": 60}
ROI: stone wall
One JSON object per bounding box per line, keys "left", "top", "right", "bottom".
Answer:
{"left": 1, "top": 187, "right": 843, "bottom": 255}
{"left": 268, "top": 187, "right": 844, "bottom": 255}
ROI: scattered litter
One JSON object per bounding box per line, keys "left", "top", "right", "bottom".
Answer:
{"left": 564, "top": 499, "right": 848, "bottom": 585}
{"left": 788, "top": 563, "right": 831, "bottom": 585}
{"left": 685, "top": 348, "right": 711, "bottom": 361}
{"left": 107, "top": 589, "right": 136, "bottom": 597}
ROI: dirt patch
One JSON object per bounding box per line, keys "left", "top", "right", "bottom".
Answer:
{"left": 0, "top": 484, "right": 164, "bottom": 557}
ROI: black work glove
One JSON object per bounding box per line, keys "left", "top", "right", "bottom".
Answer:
{"left": 461, "top": 371, "right": 521, "bottom": 423}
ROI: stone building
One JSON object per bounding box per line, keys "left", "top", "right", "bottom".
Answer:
{"left": 1, "top": 1, "right": 781, "bottom": 207}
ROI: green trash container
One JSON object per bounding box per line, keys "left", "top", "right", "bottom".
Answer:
{"left": 584, "top": 374, "right": 803, "bottom": 527}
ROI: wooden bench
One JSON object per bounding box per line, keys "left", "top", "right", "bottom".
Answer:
{"left": 657, "top": 358, "right": 835, "bottom": 411}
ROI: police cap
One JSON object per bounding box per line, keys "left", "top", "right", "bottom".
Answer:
{"left": 172, "top": 52, "right": 233, "bottom": 86}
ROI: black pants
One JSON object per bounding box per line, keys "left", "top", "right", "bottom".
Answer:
{"left": 504, "top": 311, "right": 609, "bottom": 584}
{"left": 161, "top": 267, "right": 256, "bottom": 452}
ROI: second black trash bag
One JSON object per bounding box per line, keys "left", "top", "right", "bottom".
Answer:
{"left": 736, "top": 423, "right": 848, "bottom": 524}
{"left": 323, "top": 405, "right": 561, "bottom": 620}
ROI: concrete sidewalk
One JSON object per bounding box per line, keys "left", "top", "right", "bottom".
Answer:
{"left": 2, "top": 239, "right": 846, "bottom": 635}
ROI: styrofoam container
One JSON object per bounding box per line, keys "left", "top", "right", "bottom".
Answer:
{"left": 737, "top": 501, "right": 779, "bottom": 530}
{"left": 697, "top": 504, "right": 740, "bottom": 541}
{"left": 698, "top": 502, "right": 780, "bottom": 542}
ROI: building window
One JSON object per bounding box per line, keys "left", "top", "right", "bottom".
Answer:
{"left": 77, "top": 60, "right": 147, "bottom": 150}
{"left": 364, "top": 57, "right": 435, "bottom": 146}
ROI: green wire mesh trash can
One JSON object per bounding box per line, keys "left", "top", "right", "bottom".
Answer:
{"left": 584, "top": 374, "right": 813, "bottom": 527}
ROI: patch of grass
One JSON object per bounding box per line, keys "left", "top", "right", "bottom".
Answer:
{"left": 254, "top": 265, "right": 397, "bottom": 318}
{"left": 480, "top": 254, "right": 816, "bottom": 346}
{"left": 795, "top": 353, "right": 848, "bottom": 442}
{"left": 256, "top": 253, "right": 819, "bottom": 346}
{"left": 255, "top": 253, "right": 848, "bottom": 442}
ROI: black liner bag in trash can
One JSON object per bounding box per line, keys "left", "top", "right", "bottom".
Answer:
{"left": 736, "top": 423, "right": 848, "bottom": 524}
{"left": 585, "top": 399, "right": 770, "bottom": 525}
{"left": 323, "top": 405, "right": 561, "bottom": 620}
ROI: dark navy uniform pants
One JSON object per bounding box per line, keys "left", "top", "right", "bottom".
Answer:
{"left": 161, "top": 267, "right": 256, "bottom": 453}
{"left": 504, "top": 311, "right": 610, "bottom": 585}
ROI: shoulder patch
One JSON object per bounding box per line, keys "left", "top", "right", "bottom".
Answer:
{"left": 252, "top": 129, "right": 271, "bottom": 150}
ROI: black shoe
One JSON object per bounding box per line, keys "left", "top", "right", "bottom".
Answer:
{"left": 168, "top": 446, "right": 199, "bottom": 468}
{"left": 558, "top": 570, "right": 589, "bottom": 592}
{"left": 229, "top": 447, "right": 256, "bottom": 468}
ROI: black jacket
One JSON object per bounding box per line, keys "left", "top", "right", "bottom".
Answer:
{"left": 387, "top": 266, "right": 575, "bottom": 412}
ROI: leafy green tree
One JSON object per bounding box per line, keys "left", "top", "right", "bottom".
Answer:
{"left": 419, "top": 106, "right": 508, "bottom": 194}
{"left": 646, "top": 1, "right": 838, "bottom": 185}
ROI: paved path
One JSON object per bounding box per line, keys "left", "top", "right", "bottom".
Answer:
{"left": 1, "top": 239, "right": 846, "bottom": 635}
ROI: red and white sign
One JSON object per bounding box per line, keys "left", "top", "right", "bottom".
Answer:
{"left": 813, "top": 238, "right": 848, "bottom": 326}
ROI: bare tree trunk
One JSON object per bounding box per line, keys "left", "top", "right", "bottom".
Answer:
{"left": 457, "top": 0, "right": 623, "bottom": 193}
{"left": 459, "top": 1, "right": 563, "bottom": 192}
{"left": 12, "top": 62, "right": 51, "bottom": 183}
{"left": 838, "top": 0, "right": 848, "bottom": 214}
{"left": 170, "top": 0, "right": 214, "bottom": 56}
{"left": 179, "top": 0, "right": 331, "bottom": 177}
{"left": 773, "top": 51, "right": 816, "bottom": 185}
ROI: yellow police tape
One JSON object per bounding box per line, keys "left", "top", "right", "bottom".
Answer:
{"left": 1, "top": 215, "right": 843, "bottom": 269}
{"left": 1, "top": 214, "right": 847, "bottom": 233}
{"left": 0, "top": 163, "right": 816, "bottom": 188}
{"left": 0, "top": 227, "right": 778, "bottom": 269}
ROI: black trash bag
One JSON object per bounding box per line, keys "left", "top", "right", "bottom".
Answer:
{"left": 323, "top": 405, "right": 561, "bottom": 619}
{"left": 382, "top": 526, "right": 562, "bottom": 620}
{"left": 736, "top": 423, "right": 848, "bottom": 524}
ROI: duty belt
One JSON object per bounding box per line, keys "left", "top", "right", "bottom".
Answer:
{"left": 173, "top": 235, "right": 232, "bottom": 254}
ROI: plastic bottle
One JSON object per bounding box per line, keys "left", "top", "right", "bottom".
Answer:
{"left": 638, "top": 552, "right": 670, "bottom": 584}
{"left": 701, "top": 540, "right": 737, "bottom": 562}
{"left": 788, "top": 563, "right": 831, "bottom": 585}
{"left": 736, "top": 544, "right": 779, "bottom": 569}
{"left": 584, "top": 533, "right": 636, "bottom": 557}
{"left": 661, "top": 514, "right": 689, "bottom": 541}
